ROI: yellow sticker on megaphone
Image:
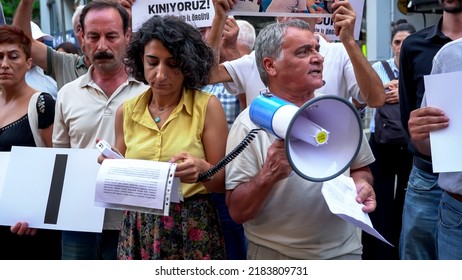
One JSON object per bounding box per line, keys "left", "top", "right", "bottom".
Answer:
{"left": 316, "top": 131, "right": 328, "bottom": 145}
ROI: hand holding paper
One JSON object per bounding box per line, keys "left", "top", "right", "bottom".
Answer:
{"left": 322, "top": 174, "right": 392, "bottom": 246}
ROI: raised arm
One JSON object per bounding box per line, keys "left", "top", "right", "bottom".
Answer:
{"left": 208, "top": 0, "right": 237, "bottom": 84}
{"left": 13, "top": 0, "right": 49, "bottom": 71}
{"left": 332, "top": 0, "right": 386, "bottom": 108}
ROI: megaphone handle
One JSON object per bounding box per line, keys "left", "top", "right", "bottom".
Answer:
{"left": 196, "top": 128, "right": 262, "bottom": 183}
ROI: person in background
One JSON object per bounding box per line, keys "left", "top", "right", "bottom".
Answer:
{"left": 235, "top": 20, "right": 256, "bottom": 55}
{"left": 225, "top": 19, "right": 376, "bottom": 260}
{"left": 0, "top": 24, "right": 59, "bottom": 260}
{"left": 14, "top": 0, "right": 90, "bottom": 89}
{"left": 362, "top": 19, "right": 416, "bottom": 260}
{"left": 208, "top": 0, "right": 385, "bottom": 110}
{"left": 51, "top": 0, "right": 147, "bottom": 260}
{"left": 25, "top": 21, "right": 58, "bottom": 99}
{"left": 104, "top": 12, "right": 230, "bottom": 260}
{"left": 56, "top": 41, "right": 80, "bottom": 55}
{"left": 407, "top": 37, "right": 462, "bottom": 259}
{"left": 201, "top": 19, "right": 243, "bottom": 128}
{"left": 71, "top": 5, "right": 85, "bottom": 51}
{"left": 201, "top": 17, "right": 256, "bottom": 260}
{"left": 220, "top": 19, "right": 256, "bottom": 109}
{"left": 398, "top": 0, "right": 462, "bottom": 260}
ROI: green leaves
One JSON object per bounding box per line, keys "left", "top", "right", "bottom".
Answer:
{"left": 1, "top": 0, "right": 40, "bottom": 24}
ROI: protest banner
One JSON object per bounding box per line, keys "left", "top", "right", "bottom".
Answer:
{"left": 132, "top": 0, "right": 364, "bottom": 41}
{"left": 132, "top": 0, "right": 215, "bottom": 30}
{"left": 229, "top": 0, "right": 365, "bottom": 41}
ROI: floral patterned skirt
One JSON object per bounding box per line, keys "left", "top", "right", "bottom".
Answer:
{"left": 117, "top": 194, "right": 226, "bottom": 260}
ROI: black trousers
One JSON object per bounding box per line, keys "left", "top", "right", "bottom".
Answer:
{"left": 362, "top": 133, "right": 413, "bottom": 260}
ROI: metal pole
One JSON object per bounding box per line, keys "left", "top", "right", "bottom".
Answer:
{"left": 61, "top": 0, "right": 66, "bottom": 42}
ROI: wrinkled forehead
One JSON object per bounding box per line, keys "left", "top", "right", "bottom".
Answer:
{"left": 83, "top": 7, "right": 123, "bottom": 31}
{"left": 283, "top": 27, "right": 317, "bottom": 47}
{"left": 0, "top": 43, "right": 27, "bottom": 54}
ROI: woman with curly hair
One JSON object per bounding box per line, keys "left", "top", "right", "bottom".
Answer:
{"left": 110, "top": 14, "right": 228, "bottom": 260}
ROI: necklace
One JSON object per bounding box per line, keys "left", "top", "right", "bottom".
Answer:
{"left": 150, "top": 103, "right": 176, "bottom": 123}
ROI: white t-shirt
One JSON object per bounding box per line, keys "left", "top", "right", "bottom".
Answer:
{"left": 222, "top": 35, "right": 362, "bottom": 105}
{"left": 26, "top": 66, "right": 58, "bottom": 99}
{"left": 225, "top": 98, "right": 374, "bottom": 259}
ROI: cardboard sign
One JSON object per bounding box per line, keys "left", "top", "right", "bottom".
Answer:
{"left": 132, "top": 0, "right": 215, "bottom": 30}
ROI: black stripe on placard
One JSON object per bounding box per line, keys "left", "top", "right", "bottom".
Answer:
{"left": 44, "top": 154, "right": 68, "bottom": 224}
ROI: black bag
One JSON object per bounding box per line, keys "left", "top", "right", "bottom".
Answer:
{"left": 374, "top": 61, "right": 409, "bottom": 145}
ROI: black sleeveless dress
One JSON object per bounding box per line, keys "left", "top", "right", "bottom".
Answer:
{"left": 0, "top": 92, "right": 61, "bottom": 260}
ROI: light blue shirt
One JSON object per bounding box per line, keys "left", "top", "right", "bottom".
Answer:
{"left": 369, "top": 58, "right": 399, "bottom": 132}
{"left": 202, "top": 83, "right": 242, "bottom": 129}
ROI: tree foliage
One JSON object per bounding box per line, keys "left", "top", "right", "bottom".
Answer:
{"left": 1, "top": 0, "right": 40, "bottom": 24}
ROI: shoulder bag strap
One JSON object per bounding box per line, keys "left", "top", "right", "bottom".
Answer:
{"left": 28, "top": 92, "right": 46, "bottom": 147}
{"left": 380, "top": 60, "right": 397, "bottom": 80}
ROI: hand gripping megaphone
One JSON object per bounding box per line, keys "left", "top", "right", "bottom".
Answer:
{"left": 249, "top": 92, "right": 363, "bottom": 182}
{"left": 196, "top": 92, "right": 363, "bottom": 183}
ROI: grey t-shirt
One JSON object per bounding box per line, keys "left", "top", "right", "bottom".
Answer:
{"left": 46, "top": 46, "right": 89, "bottom": 89}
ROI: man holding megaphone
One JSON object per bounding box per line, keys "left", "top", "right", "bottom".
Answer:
{"left": 224, "top": 18, "right": 376, "bottom": 260}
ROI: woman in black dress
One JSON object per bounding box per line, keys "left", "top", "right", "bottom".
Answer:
{"left": 0, "top": 24, "right": 60, "bottom": 260}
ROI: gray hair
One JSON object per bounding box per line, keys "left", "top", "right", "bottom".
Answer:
{"left": 71, "top": 5, "right": 85, "bottom": 33}
{"left": 236, "top": 20, "right": 256, "bottom": 52}
{"left": 255, "top": 19, "right": 311, "bottom": 86}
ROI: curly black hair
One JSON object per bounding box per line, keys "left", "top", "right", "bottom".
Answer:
{"left": 125, "top": 15, "right": 216, "bottom": 89}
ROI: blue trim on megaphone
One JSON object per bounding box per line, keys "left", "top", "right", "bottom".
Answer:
{"left": 249, "top": 94, "right": 291, "bottom": 138}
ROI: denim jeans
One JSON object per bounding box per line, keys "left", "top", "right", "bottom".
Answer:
{"left": 436, "top": 191, "right": 462, "bottom": 259}
{"left": 399, "top": 164, "right": 442, "bottom": 259}
{"left": 210, "top": 193, "right": 247, "bottom": 260}
{"left": 61, "top": 230, "right": 119, "bottom": 260}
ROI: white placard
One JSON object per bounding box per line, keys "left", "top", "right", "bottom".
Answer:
{"left": 229, "top": 0, "right": 365, "bottom": 41}
{"left": 131, "top": 0, "right": 364, "bottom": 41}
{"left": 132, "top": 0, "right": 215, "bottom": 30}
{"left": 424, "top": 71, "right": 462, "bottom": 172}
{"left": 0, "top": 146, "right": 105, "bottom": 232}
{"left": 0, "top": 152, "right": 10, "bottom": 197}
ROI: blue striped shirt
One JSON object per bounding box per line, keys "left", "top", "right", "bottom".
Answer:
{"left": 202, "top": 83, "right": 242, "bottom": 129}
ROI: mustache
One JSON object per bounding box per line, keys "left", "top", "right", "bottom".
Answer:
{"left": 93, "top": 51, "right": 114, "bottom": 59}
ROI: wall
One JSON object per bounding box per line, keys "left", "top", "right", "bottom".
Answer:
{"left": 366, "top": 0, "right": 442, "bottom": 61}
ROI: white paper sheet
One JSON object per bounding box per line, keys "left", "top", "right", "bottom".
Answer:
{"left": 322, "top": 175, "right": 392, "bottom": 246}
{"left": 0, "top": 152, "right": 10, "bottom": 197}
{"left": 424, "top": 71, "right": 462, "bottom": 172}
{"left": 0, "top": 146, "right": 105, "bottom": 232}
{"left": 95, "top": 159, "right": 179, "bottom": 216}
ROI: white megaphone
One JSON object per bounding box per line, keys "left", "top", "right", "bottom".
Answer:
{"left": 249, "top": 92, "right": 363, "bottom": 182}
